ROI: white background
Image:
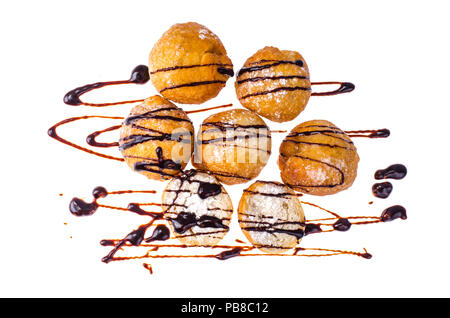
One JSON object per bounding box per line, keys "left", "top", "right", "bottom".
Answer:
{"left": 1, "top": 0, "right": 449, "bottom": 297}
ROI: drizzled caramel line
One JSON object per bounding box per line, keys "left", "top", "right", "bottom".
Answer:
{"left": 106, "top": 244, "right": 371, "bottom": 262}
{"left": 86, "top": 125, "right": 121, "bottom": 148}
{"left": 47, "top": 115, "right": 125, "bottom": 162}
{"left": 185, "top": 103, "right": 233, "bottom": 114}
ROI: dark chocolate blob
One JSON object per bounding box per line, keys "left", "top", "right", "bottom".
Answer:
{"left": 129, "top": 65, "right": 150, "bottom": 84}
{"left": 217, "top": 67, "right": 234, "bottom": 77}
{"left": 197, "top": 182, "right": 222, "bottom": 199}
{"left": 215, "top": 247, "right": 243, "bottom": 260}
{"left": 305, "top": 223, "right": 322, "bottom": 235}
{"left": 375, "top": 164, "right": 407, "bottom": 180}
{"left": 69, "top": 198, "right": 98, "bottom": 216}
{"left": 333, "top": 218, "right": 352, "bottom": 231}
{"left": 372, "top": 182, "right": 393, "bottom": 199}
{"left": 145, "top": 225, "right": 170, "bottom": 242}
{"left": 92, "top": 186, "right": 108, "bottom": 199}
{"left": 168, "top": 212, "right": 228, "bottom": 234}
{"left": 381, "top": 205, "right": 407, "bottom": 222}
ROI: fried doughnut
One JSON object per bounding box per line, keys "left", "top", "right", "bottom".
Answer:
{"left": 149, "top": 22, "right": 234, "bottom": 104}
{"left": 238, "top": 181, "right": 305, "bottom": 253}
{"left": 162, "top": 170, "right": 233, "bottom": 246}
{"left": 235, "top": 46, "right": 311, "bottom": 122}
{"left": 119, "top": 95, "right": 194, "bottom": 181}
{"left": 279, "top": 120, "right": 359, "bottom": 195}
{"left": 192, "top": 108, "right": 271, "bottom": 185}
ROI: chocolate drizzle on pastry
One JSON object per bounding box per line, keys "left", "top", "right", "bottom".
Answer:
{"left": 150, "top": 63, "right": 234, "bottom": 94}
{"left": 237, "top": 60, "right": 305, "bottom": 77}
{"left": 166, "top": 212, "right": 229, "bottom": 234}
{"left": 159, "top": 80, "right": 228, "bottom": 93}
{"left": 150, "top": 63, "right": 233, "bottom": 74}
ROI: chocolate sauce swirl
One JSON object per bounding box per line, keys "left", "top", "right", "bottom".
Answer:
{"left": 63, "top": 65, "right": 149, "bottom": 106}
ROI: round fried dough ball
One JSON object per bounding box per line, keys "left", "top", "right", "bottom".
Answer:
{"left": 278, "top": 120, "right": 359, "bottom": 195}
{"left": 192, "top": 109, "right": 271, "bottom": 185}
{"left": 119, "top": 95, "right": 194, "bottom": 181}
{"left": 238, "top": 181, "right": 305, "bottom": 253}
{"left": 162, "top": 170, "right": 233, "bottom": 246}
{"left": 235, "top": 46, "right": 311, "bottom": 123}
{"left": 149, "top": 22, "right": 234, "bottom": 104}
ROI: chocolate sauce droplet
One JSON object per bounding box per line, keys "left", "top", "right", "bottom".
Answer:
{"left": 381, "top": 205, "right": 407, "bottom": 222}
{"left": 362, "top": 253, "right": 373, "bottom": 259}
{"left": 197, "top": 182, "right": 222, "bottom": 199}
{"left": 92, "top": 186, "right": 108, "bottom": 199}
{"left": 145, "top": 225, "right": 170, "bottom": 242}
{"left": 337, "top": 82, "right": 355, "bottom": 94}
{"left": 123, "top": 225, "right": 149, "bottom": 246}
{"left": 372, "top": 182, "right": 393, "bottom": 199}
{"left": 305, "top": 223, "right": 322, "bottom": 235}
{"left": 215, "top": 247, "right": 243, "bottom": 260}
{"left": 217, "top": 67, "right": 234, "bottom": 77}
{"left": 370, "top": 129, "right": 390, "bottom": 138}
{"left": 100, "top": 239, "right": 115, "bottom": 246}
{"left": 333, "top": 218, "right": 352, "bottom": 231}
{"left": 69, "top": 198, "right": 98, "bottom": 216}
{"left": 129, "top": 65, "right": 150, "bottom": 84}
{"left": 375, "top": 164, "right": 407, "bottom": 180}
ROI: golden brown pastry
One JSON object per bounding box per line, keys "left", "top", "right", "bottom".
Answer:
{"left": 162, "top": 170, "right": 233, "bottom": 246}
{"left": 278, "top": 120, "right": 359, "bottom": 195}
{"left": 119, "top": 95, "right": 194, "bottom": 181}
{"left": 235, "top": 46, "right": 311, "bottom": 122}
{"left": 149, "top": 22, "right": 233, "bottom": 104}
{"left": 238, "top": 181, "right": 305, "bottom": 253}
{"left": 192, "top": 108, "right": 271, "bottom": 185}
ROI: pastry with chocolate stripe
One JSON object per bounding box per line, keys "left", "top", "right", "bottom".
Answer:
{"left": 192, "top": 109, "right": 271, "bottom": 185}
{"left": 119, "top": 95, "right": 194, "bottom": 181}
{"left": 238, "top": 181, "right": 305, "bottom": 253}
{"left": 149, "top": 22, "right": 234, "bottom": 104}
{"left": 279, "top": 120, "right": 359, "bottom": 195}
{"left": 235, "top": 46, "right": 311, "bottom": 122}
{"left": 162, "top": 170, "right": 233, "bottom": 246}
